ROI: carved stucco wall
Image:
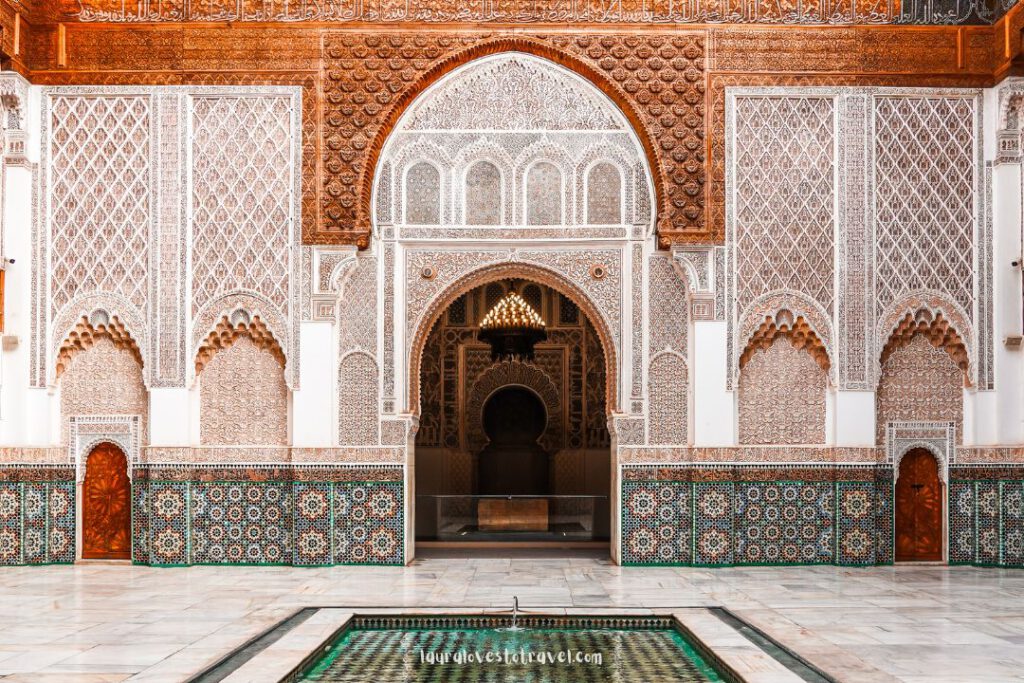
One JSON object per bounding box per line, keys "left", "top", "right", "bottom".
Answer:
{"left": 738, "top": 337, "right": 826, "bottom": 445}
{"left": 374, "top": 52, "right": 652, "bottom": 236}
{"left": 339, "top": 352, "right": 380, "bottom": 445}
{"left": 59, "top": 337, "right": 148, "bottom": 447}
{"left": 647, "top": 254, "right": 689, "bottom": 445}
{"left": 337, "top": 255, "right": 380, "bottom": 446}
{"left": 876, "top": 334, "right": 963, "bottom": 446}
{"left": 37, "top": 86, "right": 303, "bottom": 392}
{"left": 726, "top": 88, "right": 989, "bottom": 393}
{"left": 199, "top": 336, "right": 288, "bottom": 446}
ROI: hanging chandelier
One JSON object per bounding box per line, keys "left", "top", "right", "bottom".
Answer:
{"left": 478, "top": 287, "right": 547, "bottom": 362}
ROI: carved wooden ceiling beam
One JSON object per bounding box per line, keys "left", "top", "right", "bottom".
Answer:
{"left": 17, "top": 15, "right": 1024, "bottom": 247}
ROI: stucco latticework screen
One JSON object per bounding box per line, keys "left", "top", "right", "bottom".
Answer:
{"left": 725, "top": 88, "right": 988, "bottom": 394}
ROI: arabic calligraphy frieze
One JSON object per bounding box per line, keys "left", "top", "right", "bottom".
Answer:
{"left": 67, "top": 0, "right": 1015, "bottom": 26}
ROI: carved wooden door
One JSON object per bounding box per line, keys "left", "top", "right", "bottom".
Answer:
{"left": 82, "top": 443, "right": 131, "bottom": 559}
{"left": 895, "top": 449, "right": 942, "bottom": 562}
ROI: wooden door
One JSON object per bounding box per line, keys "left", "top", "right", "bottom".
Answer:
{"left": 895, "top": 448, "right": 943, "bottom": 562}
{"left": 82, "top": 442, "right": 131, "bottom": 560}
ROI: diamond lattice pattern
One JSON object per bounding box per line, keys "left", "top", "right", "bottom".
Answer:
{"left": 874, "top": 96, "right": 975, "bottom": 317}
{"left": 734, "top": 97, "right": 835, "bottom": 313}
{"left": 49, "top": 95, "right": 151, "bottom": 315}
{"left": 191, "top": 96, "right": 293, "bottom": 313}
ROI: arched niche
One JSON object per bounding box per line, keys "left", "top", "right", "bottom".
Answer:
{"left": 372, "top": 52, "right": 654, "bottom": 234}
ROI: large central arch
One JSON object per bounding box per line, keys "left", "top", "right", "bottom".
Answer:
{"left": 357, "top": 39, "right": 667, "bottom": 239}
{"left": 359, "top": 49, "right": 660, "bottom": 564}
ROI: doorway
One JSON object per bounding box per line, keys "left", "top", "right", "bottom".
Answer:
{"left": 478, "top": 387, "right": 549, "bottom": 495}
{"left": 895, "top": 448, "right": 943, "bottom": 562}
{"left": 414, "top": 279, "right": 611, "bottom": 549}
{"left": 82, "top": 442, "right": 131, "bottom": 560}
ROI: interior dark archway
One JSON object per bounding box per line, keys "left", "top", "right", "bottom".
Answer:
{"left": 414, "top": 279, "right": 611, "bottom": 549}
{"left": 478, "top": 386, "right": 550, "bottom": 496}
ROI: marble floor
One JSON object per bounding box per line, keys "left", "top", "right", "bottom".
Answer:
{"left": 0, "top": 554, "right": 1021, "bottom": 682}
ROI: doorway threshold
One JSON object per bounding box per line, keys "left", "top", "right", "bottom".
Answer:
{"left": 417, "top": 540, "right": 609, "bottom": 549}
{"left": 415, "top": 545, "right": 610, "bottom": 560}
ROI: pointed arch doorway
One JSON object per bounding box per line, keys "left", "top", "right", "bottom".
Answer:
{"left": 82, "top": 442, "right": 132, "bottom": 560}
{"left": 895, "top": 448, "right": 943, "bottom": 562}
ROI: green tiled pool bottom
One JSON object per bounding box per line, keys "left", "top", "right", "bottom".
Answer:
{"left": 301, "top": 624, "right": 726, "bottom": 682}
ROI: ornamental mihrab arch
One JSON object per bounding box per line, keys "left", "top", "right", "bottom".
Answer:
{"left": 329, "top": 52, "right": 696, "bottom": 561}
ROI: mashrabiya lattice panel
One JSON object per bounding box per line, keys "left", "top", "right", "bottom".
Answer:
{"left": 732, "top": 95, "right": 836, "bottom": 315}
{"left": 873, "top": 94, "right": 979, "bottom": 319}
{"left": 46, "top": 93, "right": 152, "bottom": 319}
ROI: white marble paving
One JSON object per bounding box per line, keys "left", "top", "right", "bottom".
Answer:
{"left": 0, "top": 557, "right": 1020, "bottom": 681}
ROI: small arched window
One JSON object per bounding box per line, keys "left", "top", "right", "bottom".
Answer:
{"left": 405, "top": 162, "right": 440, "bottom": 224}
{"left": 526, "top": 162, "right": 562, "bottom": 225}
{"left": 586, "top": 162, "right": 622, "bottom": 224}
{"left": 465, "top": 161, "right": 501, "bottom": 225}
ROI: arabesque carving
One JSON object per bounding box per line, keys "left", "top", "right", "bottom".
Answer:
{"left": 195, "top": 315, "right": 286, "bottom": 376}
{"left": 56, "top": 317, "right": 143, "bottom": 380}
{"left": 740, "top": 310, "right": 830, "bottom": 375}
{"left": 321, "top": 33, "right": 704, "bottom": 246}
{"left": 879, "top": 310, "right": 969, "bottom": 383}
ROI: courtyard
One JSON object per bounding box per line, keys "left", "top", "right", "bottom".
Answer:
{"left": 0, "top": 557, "right": 1020, "bottom": 681}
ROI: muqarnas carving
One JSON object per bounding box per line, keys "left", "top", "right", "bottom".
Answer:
{"left": 58, "top": 323, "right": 147, "bottom": 447}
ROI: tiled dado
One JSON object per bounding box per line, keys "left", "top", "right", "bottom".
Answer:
{"left": 0, "top": 466, "right": 76, "bottom": 565}
{"left": 132, "top": 466, "right": 405, "bottom": 566}
{"left": 621, "top": 465, "right": 894, "bottom": 566}
{"left": 950, "top": 465, "right": 1024, "bottom": 568}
